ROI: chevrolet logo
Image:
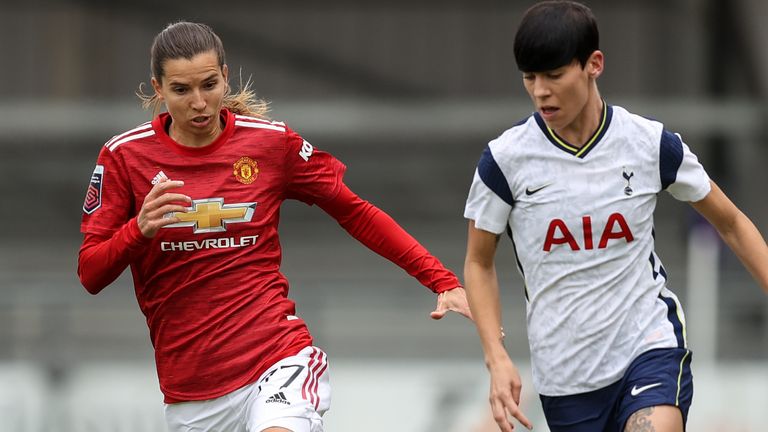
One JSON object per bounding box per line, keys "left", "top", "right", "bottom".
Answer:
{"left": 163, "top": 198, "right": 256, "bottom": 234}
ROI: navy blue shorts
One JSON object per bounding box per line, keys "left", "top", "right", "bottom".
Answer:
{"left": 540, "top": 348, "right": 693, "bottom": 432}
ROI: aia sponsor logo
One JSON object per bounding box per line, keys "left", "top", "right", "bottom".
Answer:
{"left": 83, "top": 165, "right": 104, "bottom": 214}
{"left": 543, "top": 213, "right": 634, "bottom": 251}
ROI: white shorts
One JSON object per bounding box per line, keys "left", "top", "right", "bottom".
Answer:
{"left": 164, "top": 346, "right": 331, "bottom": 432}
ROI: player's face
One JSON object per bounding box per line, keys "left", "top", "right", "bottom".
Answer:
{"left": 522, "top": 51, "right": 603, "bottom": 134}
{"left": 152, "top": 50, "right": 229, "bottom": 146}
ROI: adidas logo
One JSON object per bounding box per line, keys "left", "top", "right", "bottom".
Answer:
{"left": 265, "top": 392, "right": 290, "bottom": 405}
{"left": 151, "top": 170, "right": 170, "bottom": 185}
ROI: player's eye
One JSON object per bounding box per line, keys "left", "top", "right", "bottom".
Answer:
{"left": 523, "top": 74, "right": 535, "bottom": 81}
{"left": 204, "top": 80, "right": 217, "bottom": 89}
{"left": 173, "top": 87, "right": 187, "bottom": 94}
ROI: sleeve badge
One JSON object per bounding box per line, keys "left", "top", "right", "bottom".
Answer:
{"left": 83, "top": 165, "right": 104, "bottom": 214}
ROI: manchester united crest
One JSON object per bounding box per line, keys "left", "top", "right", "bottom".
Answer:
{"left": 233, "top": 157, "right": 259, "bottom": 184}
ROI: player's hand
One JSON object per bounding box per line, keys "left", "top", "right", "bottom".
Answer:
{"left": 488, "top": 357, "right": 533, "bottom": 431}
{"left": 430, "top": 287, "right": 473, "bottom": 320}
{"left": 137, "top": 179, "right": 191, "bottom": 238}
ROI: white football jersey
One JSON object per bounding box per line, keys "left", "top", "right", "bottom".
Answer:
{"left": 464, "top": 104, "right": 711, "bottom": 396}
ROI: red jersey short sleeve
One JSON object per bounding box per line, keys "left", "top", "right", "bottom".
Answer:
{"left": 282, "top": 126, "right": 346, "bottom": 205}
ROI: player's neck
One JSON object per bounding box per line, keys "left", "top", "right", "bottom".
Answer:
{"left": 168, "top": 118, "right": 223, "bottom": 148}
{"left": 553, "top": 93, "right": 603, "bottom": 148}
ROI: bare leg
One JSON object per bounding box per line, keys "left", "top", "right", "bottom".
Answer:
{"left": 624, "top": 405, "right": 683, "bottom": 432}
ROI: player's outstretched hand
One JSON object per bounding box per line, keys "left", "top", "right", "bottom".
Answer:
{"left": 137, "top": 179, "right": 191, "bottom": 238}
{"left": 488, "top": 358, "right": 533, "bottom": 431}
{"left": 430, "top": 287, "right": 473, "bottom": 320}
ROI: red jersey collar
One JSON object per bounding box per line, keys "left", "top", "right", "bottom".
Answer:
{"left": 152, "top": 109, "right": 235, "bottom": 156}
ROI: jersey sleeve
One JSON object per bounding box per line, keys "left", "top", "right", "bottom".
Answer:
{"left": 659, "top": 130, "right": 711, "bottom": 202}
{"left": 283, "top": 126, "right": 347, "bottom": 205}
{"left": 78, "top": 142, "right": 147, "bottom": 294}
{"left": 78, "top": 218, "right": 151, "bottom": 294}
{"left": 318, "top": 184, "right": 460, "bottom": 293}
{"left": 463, "top": 146, "right": 514, "bottom": 234}
{"left": 80, "top": 144, "right": 134, "bottom": 236}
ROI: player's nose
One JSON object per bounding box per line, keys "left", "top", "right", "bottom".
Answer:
{"left": 532, "top": 79, "right": 551, "bottom": 98}
{"left": 190, "top": 89, "right": 206, "bottom": 110}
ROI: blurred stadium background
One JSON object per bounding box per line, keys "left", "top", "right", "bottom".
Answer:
{"left": 1, "top": 0, "right": 767, "bottom": 430}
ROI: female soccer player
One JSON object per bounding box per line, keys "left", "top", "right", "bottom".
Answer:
{"left": 78, "top": 21, "right": 470, "bottom": 432}
{"left": 463, "top": 2, "right": 768, "bottom": 431}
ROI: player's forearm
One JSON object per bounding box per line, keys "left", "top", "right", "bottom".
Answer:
{"left": 78, "top": 218, "right": 150, "bottom": 294}
{"left": 351, "top": 209, "right": 459, "bottom": 292}
{"left": 719, "top": 213, "right": 768, "bottom": 294}
{"left": 319, "top": 185, "right": 460, "bottom": 293}
{"left": 464, "top": 260, "right": 509, "bottom": 367}
{"left": 692, "top": 181, "right": 768, "bottom": 293}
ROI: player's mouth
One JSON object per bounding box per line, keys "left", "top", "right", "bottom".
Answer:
{"left": 540, "top": 106, "right": 559, "bottom": 120}
{"left": 190, "top": 115, "right": 212, "bottom": 128}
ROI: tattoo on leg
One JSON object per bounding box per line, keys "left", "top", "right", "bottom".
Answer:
{"left": 625, "top": 407, "right": 656, "bottom": 432}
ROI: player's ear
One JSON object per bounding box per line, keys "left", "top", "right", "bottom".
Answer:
{"left": 587, "top": 50, "right": 604, "bottom": 79}
{"left": 151, "top": 77, "right": 164, "bottom": 102}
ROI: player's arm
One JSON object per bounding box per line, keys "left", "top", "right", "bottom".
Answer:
{"left": 78, "top": 220, "right": 149, "bottom": 294}
{"left": 78, "top": 180, "right": 190, "bottom": 294}
{"left": 464, "top": 220, "right": 532, "bottom": 431}
{"left": 317, "top": 183, "right": 471, "bottom": 320}
{"left": 690, "top": 180, "right": 768, "bottom": 293}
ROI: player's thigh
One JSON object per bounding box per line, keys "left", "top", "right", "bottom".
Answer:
{"left": 616, "top": 348, "right": 692, "bottom": 431}
{"left": 539, "top": 380, "right": 623, "bottom": 432}
{"left": 246, "top": 346, "right": 331, "bottom": 432}
{"left": 624, "top": 405, "right": 683, "bottom": 432}
{"left": 164, "top": 388, "right": 247, "bottom": 432}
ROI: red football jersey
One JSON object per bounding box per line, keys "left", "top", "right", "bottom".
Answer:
{"left": 80, "top": 109, "right": 345, "bottom": 402}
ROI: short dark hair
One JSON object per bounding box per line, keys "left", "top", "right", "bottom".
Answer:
{"left": 513, "top": 1, "right": 599, "bottom": 73}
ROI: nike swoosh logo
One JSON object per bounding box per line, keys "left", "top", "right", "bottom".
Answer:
{"left": 630, "top": 382, "right": 662, "bottom": 396}
{"left": 525, "top": 183, "right": 552, "bottom": 196}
